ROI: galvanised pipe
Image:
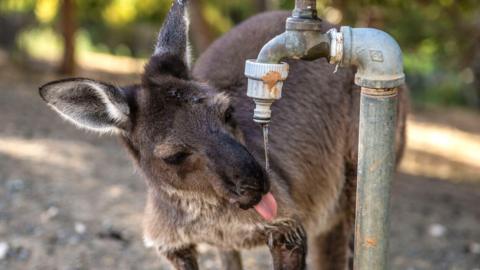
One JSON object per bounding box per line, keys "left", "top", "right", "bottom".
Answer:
{"left": 328, "top": 27, "right": 405, "bottom": 89}
{"left": 294, "top": 0, "right": 316, "bottom": 10}
{"left": 329, "top": 27, "right": 404, "bottom": 270}
{"left": 355, "top": 87, "right": 398, "bottom": 270}
{"left": 293, "top": 0, "right": 317, "bottom": 18}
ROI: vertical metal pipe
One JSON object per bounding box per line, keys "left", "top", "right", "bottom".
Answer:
{"left": 354, "top": 87, "right": 398, "bottom": 270}
{"left": 295, "top": 0, "right": 316, "bottom": 10}
{"left": 293, "top": 0, "right": 317, "bottom": 18}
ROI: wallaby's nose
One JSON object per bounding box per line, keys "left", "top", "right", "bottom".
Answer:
{"left": 234, "top": 189, "right": 262, "bottom": 210}
{"left": 236, "top": 149, "right": 269, "bottom": 190}
{"left": 232, "top": 158, "right": 270, "bottom": 209}
{"left": 236, "top": 172, "right": 268, "bottom": 196}
{"left": 207, "top": 133, "right": 270, "bottom": 208}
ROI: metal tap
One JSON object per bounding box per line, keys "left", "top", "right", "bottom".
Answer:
{"left": 244, "top": 0, "right": 406, "bottom": 269}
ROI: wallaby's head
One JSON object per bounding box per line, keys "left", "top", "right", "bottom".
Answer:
{"left": 39, "top": 0, "right": 269, "bottom": 210}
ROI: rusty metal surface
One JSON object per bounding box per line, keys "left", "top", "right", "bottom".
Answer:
{"left": 355, "top": 87, "right": 399, "bottom": 270}
{"left": 244, "top": 60, "right": 289, "bottom": 123}
{"left": 361, "top": 87, "right": 398, "bottom": 96}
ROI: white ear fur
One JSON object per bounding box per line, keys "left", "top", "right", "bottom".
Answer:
{"left": 47, "top": 101, "right": 123, "bottom": 135}
{"left": 85, "top": 81, "right": 129, "bottom": 125}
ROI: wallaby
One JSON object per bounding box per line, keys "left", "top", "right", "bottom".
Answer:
{"left": 39, "top": 1, "right": 407, "bottom": 269}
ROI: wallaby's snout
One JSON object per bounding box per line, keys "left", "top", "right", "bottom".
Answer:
{"left": 207, "top": 133, "right": 269, "bottom": 210}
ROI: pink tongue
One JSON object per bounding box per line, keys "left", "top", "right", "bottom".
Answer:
{"left": 253, "top": 192, "right": 278, "bottom": 221}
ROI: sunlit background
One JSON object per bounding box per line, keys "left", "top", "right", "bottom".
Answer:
{"left": 3, "top": 0, "right": 480, "bottom": 106}
{"left": 0, "top": 0, "right": 479, "bottom": 269}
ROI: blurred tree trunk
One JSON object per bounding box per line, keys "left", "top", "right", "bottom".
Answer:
{"left": 189, "top": 0, "right": 215, "bottom": 55}
{"left": 471, "top": 50, "right": 480, "bottom": 107}
{"left": 59, "top": 0, "right": 76, "bottom": 75}
{"left": 470, "top": 26, "right": 480, "bottom": 108}
{"left": 360, "top": 6, "right": 385, "bottom": 29}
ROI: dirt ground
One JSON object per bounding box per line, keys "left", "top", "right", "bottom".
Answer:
{"left": 0, "top": 56, "right": 479, "bottom": 270}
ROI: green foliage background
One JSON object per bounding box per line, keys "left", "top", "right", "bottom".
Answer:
{"left": 1, "top": 0, "right": 479, "bottom": 108}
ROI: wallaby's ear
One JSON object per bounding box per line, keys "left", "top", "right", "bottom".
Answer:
{"left": 39, "top": 78, "right": 132, "bottom": 134}
{"left": 148, "top": 0, "right": 191, "bottom": 79}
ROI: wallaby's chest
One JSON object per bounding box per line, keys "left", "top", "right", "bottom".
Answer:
{"left": 181, "top": 215, "right": 265, "bottom": 249}
{"left": 144, "top": 194, "right": 266, "bottom": 251}
{"left": 176, "top": 198, "right": 266, "bottom": 249}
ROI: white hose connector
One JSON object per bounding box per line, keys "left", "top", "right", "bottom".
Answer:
{"left": 245, "top": 60, "right": 289, "bottom": 123}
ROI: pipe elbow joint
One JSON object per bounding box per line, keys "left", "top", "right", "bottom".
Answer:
{"left": 330, "top": 26, "right": 405, "bottom": 89}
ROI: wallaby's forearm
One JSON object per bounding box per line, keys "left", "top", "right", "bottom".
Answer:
{"left": 164, "top": 245, "right": 199, "bottom": 270}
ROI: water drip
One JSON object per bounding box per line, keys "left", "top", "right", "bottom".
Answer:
{"left": 261, "top": 123, "right": 270, "bottom": 171}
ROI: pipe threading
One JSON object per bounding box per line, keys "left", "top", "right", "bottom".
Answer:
{"left": 328, "top": 28, "right": 343, "bottom": 64}
{"left": 361, "top": 87, "right": 398, "bottom": 97}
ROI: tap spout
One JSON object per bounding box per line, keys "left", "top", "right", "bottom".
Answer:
{"left": 256, "top": 29, "right": 330, "bottom": 64}
{"left": 256, "top": 32, "right": 290, "bottom": 64}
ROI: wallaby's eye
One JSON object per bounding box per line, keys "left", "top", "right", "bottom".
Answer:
{"left": 224, "top": 106, "right": 234, "bottom": 123}
{"left": 163, "top": 151, "right": 191, "bottom": 165}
